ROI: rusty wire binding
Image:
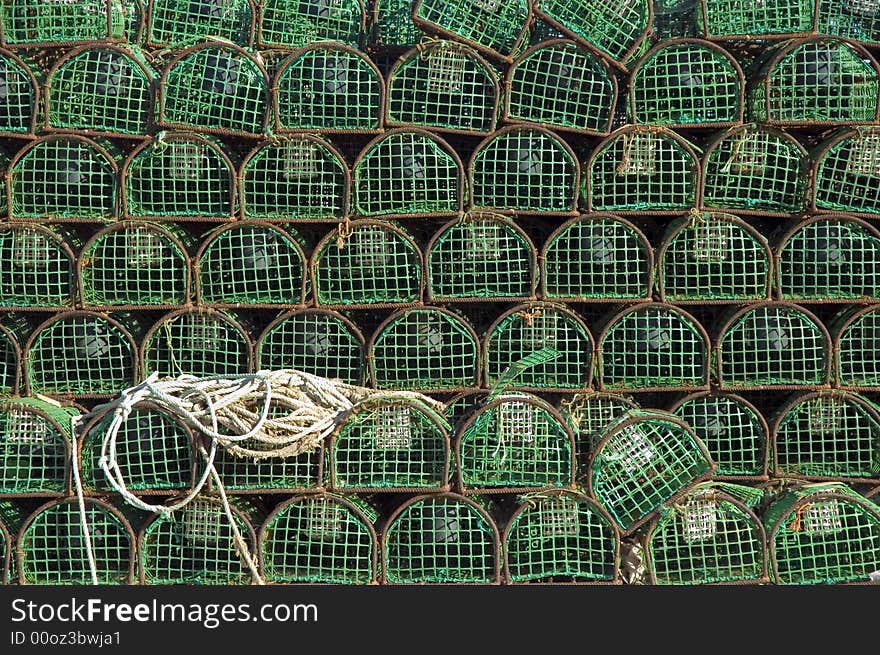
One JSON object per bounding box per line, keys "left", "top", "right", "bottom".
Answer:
{"left": 145, "top": 0, "right": 255, "bottom": 49}
{"left": 813, "top": 127, "right": 880, "bottom": 217}
{"left": 833, "top": 304, "right": 880, "bottom": 390}
{"left": 0, "top": 322, "right": 21, "bottom": 397}
{"left": 0, "top": 47, "right": 39, "bottom": 136}
{"left": 0, "top": 223, "right": 77, "bottom": 309}
{"left": 257, "top": 0, "right": 367, "bottom": 50}
{"left": 697, "top": 0, "right": 816, "bottom": 40}
{"left": 0, "top": 0, "right": 128, "bottom": 48}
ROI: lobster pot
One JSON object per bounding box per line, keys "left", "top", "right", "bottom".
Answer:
{"left": 9, "top": 135, "right": 117, "bottom": 221}
{"left": 0, "top": 0, "right": 126, "bottom": 47}
{"left": 457, "top": 395, "right": 574, "bottom": 493}
{"left": 261, "top": 494, "right": 377, "bottom": 584}
{"left": 697, "top": 0, "right": 815, "bottom": 39}
{"left": 369, "top": 308, "right": 480, "bottom": 391}
{"left": 504, "top": 40, "right": 615, "bottom": 136}
{"left": 772, "top": 392, "right": 880, "bottom": 482}
{"left": 560, "top": 392, "right": 639, "bottom": 474}
{"left": 330, "top": 397, "right": 450, "bottom": 491}
{"left": 505, "top": 491, "right": 618, "bottom": 583}
{"left": 353, "top": 129, "right": 463, "bottom": 218}
{"left": 210, "top": 439, "right": 321, "bottom": 494}
{"left": 836, "top": 305, "right": 880, "bottom": 389}
{"left": 716, "top": 302, "right": 831, "bottom": 389}
{"left": 0, "top": 223, "right": 76, "bottom": 308}
{"left": 0, "top": 398, "right": 77, "bottom": 495}
{"left": 586, "top": 127, "right": 699, "bottom": 213}
{"left": 25, "top": 312, "right": 136, "bottom": 398}
{"left": 371, "top": 0, "right": 424, "bottom": 48}
{"left": 313, "top": 220, "right": 422, "bottom": 307}
{"left": 256, "top": 310, "right": 365, "bottom": 386}
{"left": 426, "top": 212, "right": 536, "bottom": 302}
{"left": 45, "top": 45, "right": 155, "bottom": 136}
{"left": 765, "top": 484, "right": 880, "bottom": 584}
{"left": 598, "top": 304, "right": 710, "bottom": 392}
{"left": 80, "top": 222, "right": 190, "bottom": 308}
{"left": 0, "top": 324, "right": 19, "bottom": 396}
{"left": 386, "top": 41, "right": 498, "bottom": 135}
{"left": 141, "top": 309, "right": 252, "bottom": 379}
{"left": 588, "top": 410, "right": 716, "bottom": 534}
{"left": 383, "top": 493, "right": 500, "bottom": 583}
{"left": 197, "top": 223, "right": 306, "bottom": 306}
{"left": 814, "top": 128, "right": 880, "bottom": 216}
{"left": 702, "top": 126, "right": 808, "bottom": 215}
{"left": 817, "top": 1, "right": 880, "bottom": 46}
{"left": 541, "top": 214, "right": 652, "bottom": 301}
{"left": 444, "top": 390, "right": 489, "bottom": 429}
{"left": 258, "top": 0, "right": 366, "bottom": 49}
{"left": 751, "top": 39, "right": 880, "bottom": 126}
{"left": 123, "top": 133, "right": 236, "bottom": 221}
{"left": 470, "top": 126, "right": 579, "bottom": 215}
{"left": 658, "top": 211, "right": 772, "bottom": 303}
{"left": 146, "top": 0, "right": 254, "bottom": 48}
{"left": 17, "top": 498, "right": 134, "bottom": 584}
{"left": 484, "top": 303, "right": 594, "bottom": 391}
{"left": 158, "top": 43, "right": 269, "bottom": 137}
{"left": 0, "top": 49, "right": 38, "bottom": 135}
{"left": 653, "top": 0, "right": 699, "bottom": 39}
{"left": 0, "top": 514, "right": 8, "bottom": 584}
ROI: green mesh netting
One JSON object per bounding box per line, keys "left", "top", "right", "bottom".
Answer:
{"left": 837, "top": 307, "right": 880, "bottom": 388}
{"left": 653, "top": 0, "right": 698, "bottom": 39}
{"left": 211, "top": 440, "right": 320, "bottom": 492}
{"left": 560, "top": 392, "right": 638, "bottom": 474}
{"left": 0, "top": 224, "right": 75, "bottom": 308}
{"left": 0, "top": 50, "right": 37, "bottom": 134}
{"left": 0, "top": 326, "right": 18, "bottom": 396}
{"left": 698, "top": 0, "right": 815, "bottom": 38}
{"left": 258, "top": 0, "right": 365, "bottom": 48}
{"left": 817, "top": 0, "right": 880, "bottom": 46}
{"left": 413, "top": 0, "right": 529, "bottom": 60}
{"left": 0, "top": 516, "right": 7, "bottom": 584}
{"left": 0, "top": 0, "right": 126, "bottom": 45}
{"left": 371, "top": 0, "right": 423, "bottom": 48}
{"left": 146, "top": 0, "right": 253, "bottom": 48}
{"left": 444, "top": 390, "right": 489, "bottom": 429}
{"left": 815, "top": 128, "right": 880, "bottom": 215}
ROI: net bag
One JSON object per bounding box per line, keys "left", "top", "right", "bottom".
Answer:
{"left": 813, "top": 127, "right": 880, "bottom": 216}
{"left": 257, "top": 0, "right": 366, "bottom": 49}
{"left": 0, "top": 223, "right": 76, "bottom": 309}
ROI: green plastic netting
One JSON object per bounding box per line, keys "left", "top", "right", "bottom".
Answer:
{"left": 697, "top": 0, "right": 815, "bottom": 39}
{"left": 146, "top": 0, "right": 253, "bottom": 48}
{"left": 836, "top": 305, "right": 880, "bottom": 388}
{"left": 814, "top": 128, "right": 880, "bottom": 215}
{"left": 653, "top": 0, "right": 698, "bottom": 39}
{"left": 258, "top": 0, "right": 366, "bottom": 49}
{"left": 559, "top": 391, "right": 638, "bottom": 476}
{"left": 817, "top": 0, "right": 880, "bottom": 46}
{"left": 210, "top": 433, "right": 321, "bottom": 493}
{"left": 443, "top": 390, "right": 489, "bottom": 431}
{"left": 0, "top": 324, "right": 19, "bottom": 396}
{"left": 0, "top": 224, "right": 76, "bottom": 308}
{"left": 0, "top": 48, "right": 38, "bottom": 134}
{"left": 0, "top": 514, "right": 8, "bottom": 584}
{"left": 0, "top": 0, "right": 126, "bottom": 46}
{"left": 370, "top": 0, "right": 424, "bottom": 48}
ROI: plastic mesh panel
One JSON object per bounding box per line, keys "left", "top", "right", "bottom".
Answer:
{"left": 698, "top": 0, "right": 815, "bottom": 38}
{"left": 561, "top": 392, "right": 638, "bottom": 473}
{"left": 838, "top": 308, "right": 880, "bottom": 388}
{"left": 0, "top": 51, "right": 37, "bottom": 134}
{"left": 0, "top": 0, "right": 124, "bottom": 45}
{"left": 0, "top": 399, "right": 74, "bottom": 494}
{"left": 413, "top": 0, "right": 529, "bottom": 60}
{"left": 147, "top": 0, "right": 253, "bottom": 48}
{"left": 815, "top": 129, "right": 880, "bottom": 215}
{"left": 372, "top": 0, "right": 423, "bottom": 48}
{"left": 817, "top": 0, "right": 880, "bottom": 45}
{"left": 0, "top": 329, "right": 17, "bottom": 395}
{"left": 0, "top": 225, "right": 74, "bottom": 307}
{"left": 259, "top": 0, "right": 365, "bottom": 49}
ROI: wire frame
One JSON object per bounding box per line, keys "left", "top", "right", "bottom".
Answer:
{"left": 45, "top": 45, "right": 155, "bottom": 137}
{"left": 353, "top": 128, "right": 465, "bottom": 218}
{"left": 382, "top": 492, "right": 501, "bottom": 583}
{"left": 657, "top": 211, "right": 773, "bottom": 303}
{"left": 0, "top": 48, "right": 38, "bottom": 135}
{"left": 816, "top": 0, "right": 880, "bottom": 46}
{"left": 456, "top": 394, "right": 575, "bottom": 493}
{"left": 444, "top": 389, "right": 490, "bottom": 430}
{"left": 257, "top": 0, "right": 366, "bottom": 49}
{"left": 256, "top": 309, "right": 366, "bottom": 386}
{"left": 157, "top": 42, "right": 269, "bottom": 137}
{"left": 671, "top": 392, "right": 770, "bottom": 479}
{"left": 426, "top": 211, "right": 537, "bottom": 302}
{"left": 559, "top": 391, "right": 639, "bottom": 477}
{"left": 17, "top": 498, "right": 135, "bottom": 584}
{"left": 370, "top": 0, "right": 423, "bottom": 48}
{"left": 697, "top": 0, "right": 815, "bottom": 39}
{"left": 386, "top": 41, "right": 498, "bottom": 135}
{"left": 752, "top": 37, "right": 880, "bottom": 126}
{"left": 145, "top": 0, "right": 254, "bottom": 49}
{"left": 0, "top": 324, "right": 19, "bottom": 396}
{"left": 0, "top": 0, "right": 126, "bottom": 47}
{"left": 0, "top": 223, "right": 76, "bottom": 309}
{"left": 196, "top": 222, "right": 307, "bottom": 307}
{"left": 835, "top": 305, "right": 880, "bottom": 389}
{"left": 814, "top": 127, "right": 880, "bottom": 216}
{"left": 702, "top": 124, "right": 809, "bottom": 216}
{"left": 329, "top": 396, "right": 450, "bottom": 492}
{"left": 470, "top": 125, "right": 579, "bottom": 215}
{"left": 483, "top": 303, "right": 594, "bottom": 391}
{"left": 260, "top": 494, "right": 378, "bottom": 584}
{"left": 504, "top": 39, "right": 616, "bottom": 136}
{"left": 597, "top": 303, "right": 710, "bottom": 392}
{"left": 7, "top": 135, "right": 117, "bottom": 221}
{"left": 541, "top": 213, "right": 653, "bottom": 302}
{"left": 585, "top": 126, "right": 700, "bottom": 214}
{"left": 716, "top": 302, "right": 832, "bottom": 390}
{"left": 25, "top": 311, "right": 137, "bottom": 398}
{"left": 275, "top": 43, "right": 383, "bottom": 133}
{"left": 369, "top": 307, "right": 480, "bottom": 391}
{"left": 312, "top": 220, "right": 423, "bottom": 307}
{"left": 0, "top": 513, "right": 8, "bottom": 584}
{"left": 588, "top": 410, "right": 716, "bottom": 534}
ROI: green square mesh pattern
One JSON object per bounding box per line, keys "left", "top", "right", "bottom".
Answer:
{"left": 561, "top": 393, "right": 638, "bottom": 471}
{"left": 199, "top": 226, "right": 304, "bottom": 305}
{"left": 373, "top": 0, "right": 423, "bottom": 48}
{"left": 507, "top": 43, "right": 614, "bottom": 134}
{"left": 162, "top": 48, "right": 267, "bottom": 134}
{"left": 212, "top": 440, "right": 320, "bottom": 492}
{"left": 387, "top": 43, "right": 496, "bottom": 134}
{"left": 444, "top": 391, "right": 488, "bottom": 428}
{"left": 653, "top": 0, "right": 698, "bottom": 39}
{"left": 775, "top": 395, "right": 880, "bottom": 479}
{"left": 82, "top": 226, "right": 188, "bottom": 307}
{"left": 674, "top": 396, "right": 766, "bottom": 477}
{"left": 428, "top": 218, "right": 533, "bottom": 300}
{"left": 472, "top": 130, "right": 576, "bottom": 213}
{"left": 661, "top": 215, "right": 770, "bottom": 301}
{"left": 589, "top": 132, "right": 696, "bottom": 212}
{"left": 839, "top": 311, "right": 880, "bottom": 387}
{"left": 262, "top": 497, "right": 374, "bottom": 584}
{"left": 414, "top": 0, "right": 528, "bottom": 58}
{"left": 49, "top": 49, "right": 152, "bottom": 135}
{"left": 384, "top": 496, "right": 497, "bottom": 583}
{"left": 506, "top": 494, "right": 617, "bottom": 582}
{"left": 258, "top": 313, "right": 364, "bottom": 385}
{"left": 543, "top": 217, "right": 650, "bottom": 300}
{"left": 259, "top": 0, "right": 364, "bottom": 48}
{"left": 753, "top": 42, "right": 879, "bottom": 124}
{"left": 0, "top": 405, "right": 70, "bottom": 494}
{"left": 459, "top": 401, "right": 572, "bottom": 489}
{"left": 19, "top": 501, "right": 131, "bottom": 584}
{"left": 703, "top": 129, "right": 805, "bottom": 213}
{"left": 148, "top": 0, "right": 252, "bottom": 47}
{"left": 600, "top": 307, "right": 707, "bottom": 389}
{"left": 144, "top": 312, "right": 250, "bottom": 378}
{"left": 0, "top": 522, "right": 6, "bottom": 582}
{"left": 648, "top": 496, "right": 765, "bottom": 584}
{"left": 816, "top": 131, "right": 880, "bottom": 215}
{"left": 720, "top": 307, "right": 827, "bottom": 387}
{"left": 354, "top": 132, "right": 460, "bottom": 216}
{"left": 28, "top": 315, "right": 134, "bottom": 396}
{"left": 592, "top": 418, "right": 714, "bottom": 531}
{"left": 486, "top": 309, "right": 593, "bottom": 389}
{"left": 699, "top": 0, "right": 814, "bottom": 36}
{"left": 536, "top": 0, "right": 648, "bottom": 62}
{"left": 818, "top": 0, "right": 880, "bottom": 45}
{"left": 372, "top": 310, "right": 478, "bottom": 390}
{"left": 0, "top": 0, "right": 123, "bottom": 44}
{"left": 0, "top": 227, "right": 73, "bottom": 307}
{"left": 0, "top": 55, "right": 36, "bottom": 133}
{"left": 125, "top": 138, "right": 234, "bottom": 218}
{"left": 0, "top": 332, "right": 16, "bottom": 395}
{"left": 11, "top": 140, "right": 115, "bottom": 220}
{"left": 632, "top": 43, "right": 740, "bottom": 126}
{"left": 316, "top": 224, "right": 421, "bottom": 305}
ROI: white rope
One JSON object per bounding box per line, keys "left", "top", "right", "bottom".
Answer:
{"left": 70, "top": 415, "right": 100, "bottom": 586}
